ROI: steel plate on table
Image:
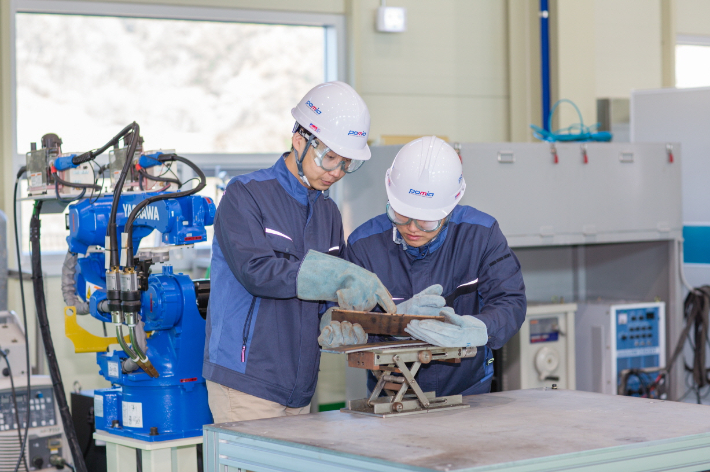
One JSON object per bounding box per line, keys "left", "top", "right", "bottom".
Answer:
{"left": 330, "top": 309, "right": 444, "bottom": 336}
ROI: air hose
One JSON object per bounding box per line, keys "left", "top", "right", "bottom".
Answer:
{"left": 30, "top": 201, "right": 87, "bottom": 472}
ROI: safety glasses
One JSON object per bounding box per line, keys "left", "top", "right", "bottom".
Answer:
{"left": 386, "top": 202, "right": 444, "bottom": 232}
{"left": 297, "top": 127, "right": 364, "bottom": 173}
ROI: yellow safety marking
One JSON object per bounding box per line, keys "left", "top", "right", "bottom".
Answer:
{"left": 64, "top": 306, "right": 130, "bottom": 353}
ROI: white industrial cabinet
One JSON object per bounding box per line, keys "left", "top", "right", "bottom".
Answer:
{"left": 503, "top": 303, "right": 576, "bottom": 390}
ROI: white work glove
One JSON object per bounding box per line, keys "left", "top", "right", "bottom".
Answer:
{"left": 396, "top": 284, "right": 446, "bottom": 317}
{"left": 404, "top": 310, "right": 488, "bottom": 348}
{"left": 318, "top": 307, "right": 368, "bottom": 348}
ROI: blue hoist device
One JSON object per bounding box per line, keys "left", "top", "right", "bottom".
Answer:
{"left": 22, "top": 122, "right": 216, "bottom": 469}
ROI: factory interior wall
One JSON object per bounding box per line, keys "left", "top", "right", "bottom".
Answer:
{"left": 0, "top": 0, "right": 696, "bottom": 401}
{"left": 676, "top": 0, "right": 710, "bottom": 35}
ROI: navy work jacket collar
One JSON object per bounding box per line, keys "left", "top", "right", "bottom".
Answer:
{"left": 274, "top": 153, "right": 322, "bottom": 206}
{"left": 394, "top": 223, "right": 449, "bottom": 261}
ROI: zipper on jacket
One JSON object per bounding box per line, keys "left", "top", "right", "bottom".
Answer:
{"left": 241, "top": 296, "right": 257, "bottom": 363}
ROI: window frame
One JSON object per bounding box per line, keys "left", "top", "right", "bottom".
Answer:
{"left": 675, "top": 34, "right": 710, "bottom": 89}
{"left": 10, "top": 0, "right": 346, "bottom": 273}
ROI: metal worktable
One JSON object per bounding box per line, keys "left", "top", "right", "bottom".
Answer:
{"left": 203, "top": 389, "right": 710, "bottom": 471}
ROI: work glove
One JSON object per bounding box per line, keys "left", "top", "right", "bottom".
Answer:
{"left": 404, "top": 310, "right": 488, "bottom": 348}
{"left": 318, "top": 307, "right": 368, "bottom": 348}
{"left": 396, "top": 284, "right": 446, "bottom": 316}
{"left": 297, "top": 250, "right": 397, "bottom": 313}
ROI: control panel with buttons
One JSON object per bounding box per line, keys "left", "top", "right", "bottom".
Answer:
{"left": 0, "top": 386, "right": 56, "bottom": 431}
{"left": 612, "top": 302, "right": 665, "bottom": 389}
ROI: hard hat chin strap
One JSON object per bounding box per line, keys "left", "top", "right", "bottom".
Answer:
{"left": 295, "top": 134, "right": 316, "bottom": 188}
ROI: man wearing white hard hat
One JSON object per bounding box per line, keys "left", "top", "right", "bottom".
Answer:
{"left": 203, "top": 81, "right": 397, "bottom": 422}
{"left": 319, "top": 136, "right": 526, "bottom": 396}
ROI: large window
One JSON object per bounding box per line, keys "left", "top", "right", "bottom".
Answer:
{"left": 12, "top": 2, "right": 343, "bottom": 258}
{"left": 676, "top": 36, "right": 710, "bottom": 88}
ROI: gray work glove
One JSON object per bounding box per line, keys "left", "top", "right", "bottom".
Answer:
{"left": 396, "top": 284, "right": 446, "bottom": 316}
{"left": 297, "top": 250, "right": 396, "bottom": 313}
{"left": 405, "top": 310, "right": 488, "bottom": 348}
{"left": 318, "top": 315, "right": 368, "bottom": 349}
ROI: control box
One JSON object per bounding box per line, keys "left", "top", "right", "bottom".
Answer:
{"left": 503, "top": 303, "right": 577, "bottom": 390}
{"left": 0, "top": 376, "right": 67, "bottom": 470}
{"left": 576, "top": 301, "right": 665, "bottom": 395}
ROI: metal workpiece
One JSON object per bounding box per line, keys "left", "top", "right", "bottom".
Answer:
{"left": 335, "top": 342, "right": 477, "bottom": 417}
{"left": 330, "top": 309, "right": 445, "bottom": 336}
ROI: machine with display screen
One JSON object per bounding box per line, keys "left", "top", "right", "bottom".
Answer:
{"left": 0, "top": 311, "right": 68, "bottom": 471}
{"left": 0, "top": 378, "right": 67, "bottom": 471}
{"left": 576, "top": 301, "right": 665, "bottom": 396}
{"left": 503, "top": 303, "right": 577, "bottom": 390}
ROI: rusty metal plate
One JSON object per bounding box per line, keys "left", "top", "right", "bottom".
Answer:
{"left": 331, "top": 309, "right": 444, "bottom": 336}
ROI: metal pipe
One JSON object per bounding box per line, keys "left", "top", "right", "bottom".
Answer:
{"left": 540, "top": 0, "right": 551, "bottom": 131}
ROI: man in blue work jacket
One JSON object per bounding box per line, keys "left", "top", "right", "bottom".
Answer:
{"left": 319, "top": 136, "right": 527, "bottom": 396}
{"left": 203, "top": 82, "right": 398, "bottom": 423}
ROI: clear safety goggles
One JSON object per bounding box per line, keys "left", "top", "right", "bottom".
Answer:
{"left": 386, "top": 202, "right": 444, "bottom": 232}
{"left": 297, "top": 127, "right": 364, "bottom": 173}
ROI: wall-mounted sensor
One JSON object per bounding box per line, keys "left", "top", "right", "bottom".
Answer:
{"left": 377, "top": 6, "right": 406, "bottom": 33}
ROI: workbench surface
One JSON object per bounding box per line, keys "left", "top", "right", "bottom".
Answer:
{"left": 203, "top": 389, "right": 710, "bottom": 471}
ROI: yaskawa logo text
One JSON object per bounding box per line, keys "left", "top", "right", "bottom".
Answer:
{"left": 306, "top": 101, "right": 321, "bottom": 114}
{"left": 309, "top": 123, "right": 320, "bottom": 133}
{"left": 409, "top": 189, "right": 434, "bottom": 198}
{"left": 348, "top": 130, "right": 367, "bottom": 137}
{"left": 123, "top": 203, "right": 160, "bottom": 221}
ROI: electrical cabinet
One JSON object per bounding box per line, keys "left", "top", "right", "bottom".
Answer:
{"left": 503, "top": 303, "right": 576, "bottom": 390}
{"left": 576, "top": 301, "right": 665, "bottom": 395}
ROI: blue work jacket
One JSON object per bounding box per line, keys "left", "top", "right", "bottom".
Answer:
{"left": 203, "top": 156, "right": 343, "bottom": 408}
{"left": 344, "top": 205, "right": 526, "bottom": 396}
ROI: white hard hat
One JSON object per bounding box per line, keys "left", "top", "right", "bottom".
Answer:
{"left": 385, "top": 136, "right": 466, "bottom": 221}
{"left": 291, "top": 81, "right": 371, "bottom": 161}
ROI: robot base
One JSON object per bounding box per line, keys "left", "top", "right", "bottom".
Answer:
{"left": 94, "top": 383, "right": 211, "bottom": 442}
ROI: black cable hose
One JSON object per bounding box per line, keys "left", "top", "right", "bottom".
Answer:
{"left": 71, "top": 122, "right": 137, "bottom": 167}
{"left": 124, "top": 154, "right": 206, "bottom": 267}
{"left": 138, "top": 167, "right": 181, "bottom": 188}
{"left": 668, "top": 286, "right": 710, "bottom": 403}
{"left": 54, "top": 178, "right": 87, "bottom": 203}
{"left": 108, "top": 122, "right": 140, "bottom": 268}
{"left": 1, "top": 349, "right": 28, "bottom": 472}
{"left": 29, "top": 201, "right": 88, "bottom": 472}
{"left": 53, "top": 171, "right": 102, "bottom": 191}
{"left": 13, "top": 167, "right": 32, "bottom": 472}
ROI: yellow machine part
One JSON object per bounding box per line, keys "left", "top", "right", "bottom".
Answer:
{"left": 64, "top": 306, "right": 129, "bottom": 353}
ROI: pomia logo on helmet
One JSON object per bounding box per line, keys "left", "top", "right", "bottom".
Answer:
{"left": 306, "top": 100, "right": 322, "bottom": 114}
{"left": 309, "top": 123, "right": 320, "bottom": 133}
{"left": 409, "top": 189, "right": 434, "bottom": 198}
{"left": 348, "top": 130, "right": 367, "bottom": 137}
